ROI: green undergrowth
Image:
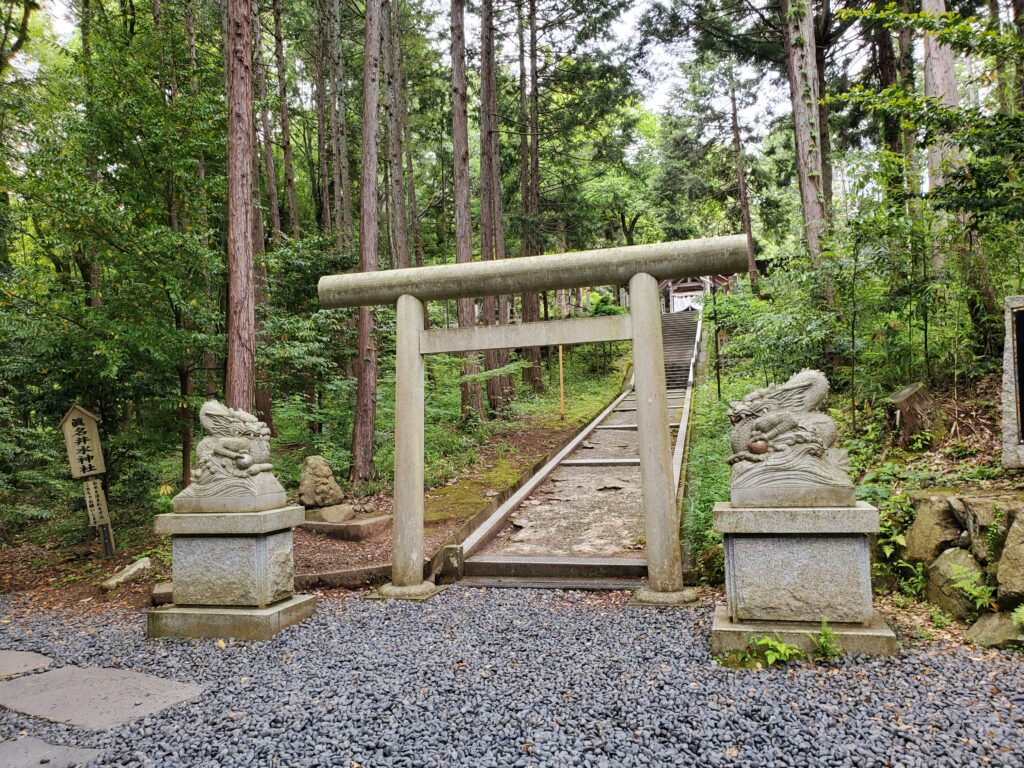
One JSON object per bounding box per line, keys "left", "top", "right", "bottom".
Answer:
{"left": 0, "top": 342, "right": 629, "bottom": 551}
{"left": 681, "top": 374, "right": 760, "bottom": 568}
{"left": 715, "top": 623, "right": 844, "bottom": 669}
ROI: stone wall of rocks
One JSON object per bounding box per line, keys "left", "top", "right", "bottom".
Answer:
{"left": 905, "top": 491, "right": 1024, "bottom": 648}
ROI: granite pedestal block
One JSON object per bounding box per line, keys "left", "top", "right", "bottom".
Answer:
{"left": 147, "top": 506, "right": 315, "bottom": 639}
{"left": 171, "top": 530, "right": 294, "bottom": 607}
{"left": 712, "top": 502, "right": 896, "bottom": 654}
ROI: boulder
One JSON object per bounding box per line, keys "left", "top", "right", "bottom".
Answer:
{"left": 926, "top": 548, "right": 984, "bottom": 621}
{"left": 298, "top": 455, "right": 344, "bottom": 509}
{"left": 905, "top": 492, "right": 962, "bottom": 564}
{"left": 101, "top": 557, "right": 151, "bottom": 591}
{"left": 305, "top": 503, "right": 355, "bottom": 524}
{"left": 996, "top": 517, "right": 1024, "bottom": 607}
{"left": 965, "top": 612, "right": 1024, "bottom": 650}
{"left": 953, "top": 495, "right": 1023, "bottom": 565}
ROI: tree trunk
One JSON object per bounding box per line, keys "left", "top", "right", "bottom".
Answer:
{"left": 780, "top": 0, "right": 828, "bottom": 273}
{"left": 312, "top": 19, "right": 332, "bottom": 232}
{"left": 405, "top": 132, "right": 424, "bottom": 268}
{"left": 273, "top": 0, "right": 300, "bottom": 238}
{"left": 479, "top": 0, "right": 503, "bottom": 414}
{"left": 332, "top": 0, "right": 354, "bottom": 248}
{"left": 178, "top": 364, "right": 193, "bottom": 487}
{"left": 225, "top": 0, "right": 256, "bottom": 412}
{"left": 519, "top": 0, "right": 543, "bottom": 392}
{"left": 814, "top": 16, "right": 833, "bottom": 208}
{"left": 874, "top": 2, "right": 901, "bottom": 155}
{"left": 922, "top": 0, "right": 962, "bottom": 195}
{"left": 729, "top": 69, "right": 759, "bottom": 296}
{"left": 350, "top": 0, "right": 383, "bottom": 482}
{"left": 254, "top": 17, "right": 282, "bottom": 245}
{"left": 384, "top": 0, "right": 411, "bottom": 269}
{"left": 79, "top": 0, "right": 102, "bottom": 308}
{"left": 1013, "top": 0, "right": 1024, "bottom": 110}
{"left": 451, "top": 0, "right": 484, "bottom": 419}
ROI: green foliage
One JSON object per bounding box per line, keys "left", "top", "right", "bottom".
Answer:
{"left": 1012, "top": 605, "right": 1024, "bottom": 629}
{"left": 949, "top": 565, "right": 997, "bottom": 618}
{"left": 682, "top": 376, "right": 756, "bottom": 560}
{"left": 929, "top": 606, "right": 953, "bottom": 629}
{"left": 809, "top": 621, "right": 844, "bottom": 662}
{"left": 715, "top": 635, "right": 805, "bottom": 670}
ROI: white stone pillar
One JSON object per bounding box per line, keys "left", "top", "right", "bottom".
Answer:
{"left": 629, "top": 272, "right": 693, "bottom": 603}
{"left": 379, "top": 294, "right": 437, "bottom": 599}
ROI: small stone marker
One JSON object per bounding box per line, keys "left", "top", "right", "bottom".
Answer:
{"left": 0, "top": 666, "right": 203, "bottom": 730}
{"left": 0, "top": 736, "right": 101, "bottom": 768}
{"left": 0, "top": 650, "right": 51, "bottom": 679}
{"left": 60, "top": 405, "right": 114, "bottom": 556}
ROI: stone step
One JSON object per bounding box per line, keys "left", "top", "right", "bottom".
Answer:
{"left": 458, "top": 576, "right": 646, "bottom": 591}
{"left": 560, "top": 458, "right": 640, "bottom": 467}
{"left": 301, "top": 514, "right": 393, "bottom": 541}
{"left": 464, "top": 555, "right": 647, "bottom": 579}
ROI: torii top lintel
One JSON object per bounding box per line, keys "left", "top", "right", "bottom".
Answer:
{"left": 318, "top": 236, "right": 748, "bottom": 309}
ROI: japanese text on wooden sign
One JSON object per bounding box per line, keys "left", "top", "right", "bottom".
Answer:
{"left": 82, "top": 478, "right": 111, "bottom": 527}
{"left": 60, "top": 406, "right": 106, "bottom": 479}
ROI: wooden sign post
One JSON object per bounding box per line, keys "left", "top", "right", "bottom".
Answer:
{"left": 61, "top": 405, "right": 115, "bottom": 556}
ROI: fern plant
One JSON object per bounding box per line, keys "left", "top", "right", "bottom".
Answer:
{"left": 1012, "top": 605, "right": 1024, "bottom": 629}
{"left": 948, "top": 564, "right": 997, "bottom": 618}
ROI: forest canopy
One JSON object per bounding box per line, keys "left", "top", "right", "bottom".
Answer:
{"left": 1, "top": 0, "right": 1022, "bottom": 539}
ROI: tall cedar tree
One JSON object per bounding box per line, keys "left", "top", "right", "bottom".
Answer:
{"left": 351, "top": 0, "right": 383, "bottom": 482}
{"left": 451, "top": 0, "right": 485, "bottom": 418}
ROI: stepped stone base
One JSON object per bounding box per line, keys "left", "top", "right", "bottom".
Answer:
{"left": 710, "top": 605, "right": 897, "bottom": 657}
{"left": 150, "top": 505, "right": 310, "bottom": 640}
{"left": 148, "top": 594, "right": 317, "bottom": 641}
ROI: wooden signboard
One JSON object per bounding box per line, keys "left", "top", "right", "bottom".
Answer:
{"left": 60, "top": 405, "right": 106, "bottom": 479}
{"left": 61, "top": 405, "right": 115, "bottom": 556}
{"left": 82, "top": 478, "right": 110, "bottom": 527}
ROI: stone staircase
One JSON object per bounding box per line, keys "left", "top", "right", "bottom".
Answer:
{"left": 457, "top": 308, "right": 703, "bottom": 589}
{"left": 661, "top": 310, "right": 699, "bottom": 390}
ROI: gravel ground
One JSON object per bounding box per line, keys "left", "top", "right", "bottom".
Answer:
{"left": 1, "top": 588, "right": 1022, "bottom": 768}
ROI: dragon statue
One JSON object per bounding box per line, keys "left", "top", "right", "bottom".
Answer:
{"left": 173, "top": 401, "right": 287, "bottom": 514}
{"left": 727, "top": 370, "right": 855, "bottom": 507}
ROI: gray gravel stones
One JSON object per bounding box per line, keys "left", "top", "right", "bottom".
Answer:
{"left": 1, "top": 588, "right": 1023, "bottom": 767}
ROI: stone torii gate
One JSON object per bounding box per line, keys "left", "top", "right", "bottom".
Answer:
{"left": 319, "top": 236, "right": 747, "bottom": 603}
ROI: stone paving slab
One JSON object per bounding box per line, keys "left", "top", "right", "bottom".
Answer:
{"left": 490, "top": 465, "right": 645, "bottom": 557}
{"left": 0, "top": 666, "right": 203, "bottom": 730}
{"left": 0, "top": 735, "right": 101, "bottom": 768}
{"left": 0, "top": 651, "right": 50, "bottom": 679}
